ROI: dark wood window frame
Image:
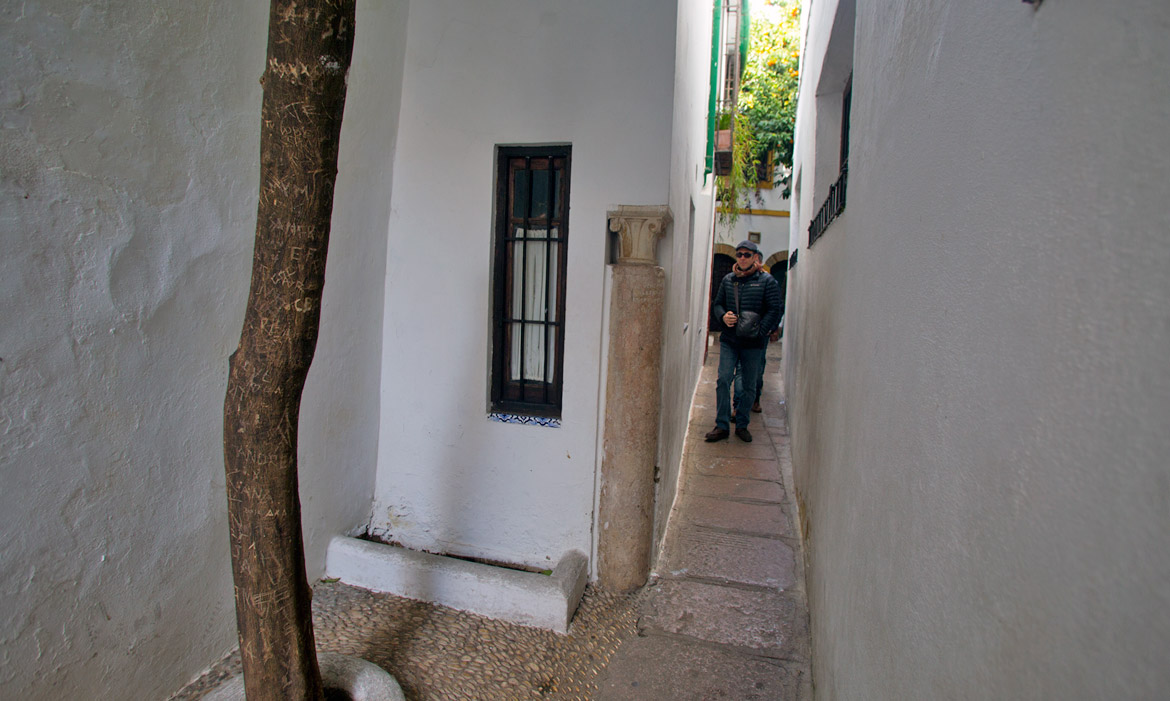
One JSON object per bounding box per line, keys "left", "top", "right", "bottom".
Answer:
{"left": 490, "top": 145, "right": 571, "bottom": 418}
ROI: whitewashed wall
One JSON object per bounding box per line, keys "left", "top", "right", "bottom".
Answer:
{"left": 717, "top": 184, "right": 791, "bottom": 267}
{"left": 372, "top": 0, "right": 677, "bottom": 572}
{"left": 0, "top": 0, "right": 407, "bottom": 696}
{"left": 300, "top": 0, "right": 410, "bottom": 580}
{"left": 786, "top": 0, "right": 1170, "bottom": 698}
{"left": 653, "top": 0, "right": 721, "bottom": 554}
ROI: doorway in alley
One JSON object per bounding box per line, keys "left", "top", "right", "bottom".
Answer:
{"left": 708, "top": 252, "right": 735, "bottom": 331}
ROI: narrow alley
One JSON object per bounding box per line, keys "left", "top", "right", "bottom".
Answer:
{"left": 8, "top": 2, "right": 1167, "bottom": 698}
{"left": 595, "top": 339, "right": 811, "bottom": 699}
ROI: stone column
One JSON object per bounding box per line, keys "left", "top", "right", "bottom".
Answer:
{"left": 597, "top": 205, "right": 672, "bottom": 591}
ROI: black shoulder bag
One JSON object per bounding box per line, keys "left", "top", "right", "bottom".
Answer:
{"left": 734, "top": 281, "right": 761, "bottom": 340}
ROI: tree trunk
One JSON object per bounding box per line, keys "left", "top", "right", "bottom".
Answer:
{"left": 223, "top": 1, "right": 355, "bottom": 699}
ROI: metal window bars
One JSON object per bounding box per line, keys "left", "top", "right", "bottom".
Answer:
{"left": 492, "top": 147, "right": 569, "bottom": 416}
{"left": 808, "top": 74, "right": 852, "bottom": 246}
{"left": 807, "top": 163, "right": 846, "bottom": 246}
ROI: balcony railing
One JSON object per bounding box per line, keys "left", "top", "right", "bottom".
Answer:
{"left": 808, "top": 163, "right": 847, "bottom": 246}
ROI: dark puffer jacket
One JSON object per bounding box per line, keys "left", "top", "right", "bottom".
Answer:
{"left": 711, "top": 269, "right": 782, "bottom": 348}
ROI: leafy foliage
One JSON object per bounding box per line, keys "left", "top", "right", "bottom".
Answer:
{"left": 739, "top": 0, "right": 801, "bottom": 191}
{"left": 716, "top": 111, "right": 758, "bottom": 227}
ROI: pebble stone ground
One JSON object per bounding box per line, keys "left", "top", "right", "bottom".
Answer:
{"left": 173, "top": 339, "right": 809, "bottom": 700}
{"left": 171, "top": 583, "right": 640, "bottom": 700}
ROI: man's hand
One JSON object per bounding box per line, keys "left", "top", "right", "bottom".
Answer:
{"left": 723, "top": 311, "right": 738, "bottom": 328}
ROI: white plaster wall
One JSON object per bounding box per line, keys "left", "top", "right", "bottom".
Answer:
{"left": 654, "top": 0, "right": 720, "bottom": 554}
{"left": 786, "top": 1, "right": 1170, "bottom": 698}
{"left": 717, "top": 183, "right": 791, "bottom": 267}
{"left": 0, "top": 1, "right": 265, "bottom": 696}
{"left": 0, "top": 1, "right": 406, "bottom": 696}
{"left": 300, "top": 0, "right": 410, "bottom": 579}
{"left": 373, "top": 0, "right": 677, "bottom": 572}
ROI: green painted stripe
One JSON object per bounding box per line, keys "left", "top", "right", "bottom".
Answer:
{"left": 739, "top": 0, "right": 750, "bottom": 78}
{"left": 706, "top": 0, "right": 722, "bottom": 176}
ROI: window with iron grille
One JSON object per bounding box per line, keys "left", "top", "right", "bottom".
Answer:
{"left": 809, "top": 73, "right": 851, "bottom": 246}
{"left": 491, "top": 146, "right": 570, "bottom": 418}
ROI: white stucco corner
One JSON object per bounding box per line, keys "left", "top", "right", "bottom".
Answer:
{"left": 325, "top": 536, "right": 588, "bottom": 634}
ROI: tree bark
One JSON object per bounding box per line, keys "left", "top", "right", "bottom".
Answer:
{"left": 223, "top": 1, "right": 355, "bottom": 699}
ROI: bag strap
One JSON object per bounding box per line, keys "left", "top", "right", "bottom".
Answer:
{"left": 734, "top": 279, "right": 741, "bottom": 315}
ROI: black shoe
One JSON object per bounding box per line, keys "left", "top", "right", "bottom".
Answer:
{"left": 705, "top": 427, "right": 730, "bottom": 442}
{"left": 751, "top": 400, "right": 762, "bottom": 413}
{"left": 735, "top": 427, "right": 753, "bottom": 442}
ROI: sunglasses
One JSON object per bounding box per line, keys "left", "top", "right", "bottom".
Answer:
{"left": 735, "top": 251, "right": 755, "bottom": 258}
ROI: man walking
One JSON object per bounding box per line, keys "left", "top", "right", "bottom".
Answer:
{"left": 706, "top": 240, "right": 782, "bottom": 442}
{"left": 734, "top": 248, "right": 783, "bottom": 415}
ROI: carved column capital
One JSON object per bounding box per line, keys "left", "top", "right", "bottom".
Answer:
{"left": 607, "top": 205, "right": 673, "bottom": 265}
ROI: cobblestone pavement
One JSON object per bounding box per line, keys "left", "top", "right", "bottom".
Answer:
{"left": 174, "top": 340, "right": 809, "bottom": 700}
{"left": 172, "top": 583, "right": 639, "bottom": 701}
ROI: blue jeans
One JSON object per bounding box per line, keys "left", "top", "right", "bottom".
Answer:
{"left": 716, "top": 340, "right": 765, "bottom": 430}
{"left": 734, "top": 338, "right": 768, "bottom": 409}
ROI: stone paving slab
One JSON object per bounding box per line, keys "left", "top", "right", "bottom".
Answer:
{"left": 689, "top": 436, "right": 776, "bottom": 461}
{"left": 693, "top": 455, "right": 782, "bottom": 482}
{"left": 685, "top": 473, "right": 785, "bottom": 503}
{"left": 687, "top": 411, "right": 716, "bottom": 434}
{"left": 659, "top": 526, "right": 797, "bottom": 591}
{"left": 690, "top": 391, "right": 716, "bottom": 409}
{"left": 764, "top": 424, "right": 789, "bottom": 447}
{"left": 763, "top": 414, "right": 789, "bottom": 432}
{"left": 638, "top": 579, "right": 810, "bottom": 662}
{"left": 593, "top": 635, "right": 805, "bottom": 701}
{"left": 766, "top": 431, "right": 790, "bottom": 455}
{"left": 680, "top": 494, "right": 793, "bottom": 538}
